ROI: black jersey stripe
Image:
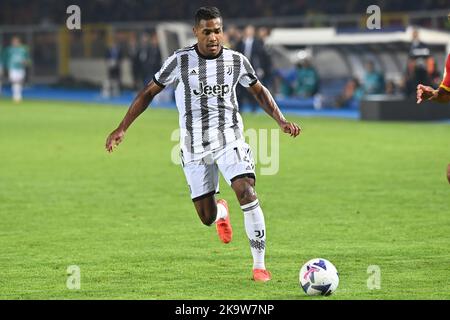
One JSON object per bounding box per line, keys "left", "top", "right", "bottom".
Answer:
{"left": 242, "top": 56, "right": 258, "bottom": 86}
{"left": 157, "top": 55, "right": 177, "bottom": 85}
{"left": 216, "top": 54, "right": 226, "bottom": 149}
{"left": 231, "top": 53, "right": 241, "bottom": 140}
{"left": 180, "top": 54, "right": 194, "bottom": 153}
{"left": 199, "top": 57, "right": 209, "bottom": 149}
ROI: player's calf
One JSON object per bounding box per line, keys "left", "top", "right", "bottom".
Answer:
{"left": 193, "top": 195, "right": 232, "bottom": 243}
{"left": 193, "top": 197, "right": 218, "bottom": 226}
{"left": 232, "top": 177, "right": 270, "bottom": 280}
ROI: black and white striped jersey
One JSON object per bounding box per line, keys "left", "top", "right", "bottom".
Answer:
{"left": 153, "top": 44, "right": 258, "bottom": 160}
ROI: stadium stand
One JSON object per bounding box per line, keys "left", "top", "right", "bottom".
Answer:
{"left": 0, "top": 1, "right": 449, "bottom": 119}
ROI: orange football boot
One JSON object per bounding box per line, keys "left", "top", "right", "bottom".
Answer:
{"left": 252, "top": 269, "right": 272, "bottom": 282}
{"left": 216, "top": 199, "right": 233, "bottom": 244}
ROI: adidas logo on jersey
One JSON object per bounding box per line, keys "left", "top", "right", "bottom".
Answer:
{"left": 189, "top": 69, "right": 198, "bottom": 75}
{"left": 193, "top": 81, "right": 230, "bottom": 98}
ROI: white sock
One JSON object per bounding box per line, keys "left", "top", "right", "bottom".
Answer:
{"left": 214, "top": 202, "right": 228, "bottom": 223}
{"left": 12, "top": 83, "right": 22, "bottom": 102}
{"left": 241, "top": 199, "right": 266, "bottom": 270}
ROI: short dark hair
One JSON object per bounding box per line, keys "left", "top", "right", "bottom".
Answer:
{"left": 195, "top": 7, "right": 222, "bottom": 26}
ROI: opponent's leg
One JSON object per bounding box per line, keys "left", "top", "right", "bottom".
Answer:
{"left": 231, "top": 176, "right": 271, "bottom": 282}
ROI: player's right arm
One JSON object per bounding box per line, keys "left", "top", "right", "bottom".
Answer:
{"left": 106, "top": 52, "right": 179, "bottom": 152}
{"left": 105, "top": 81, "right": 163, "bottom": 152}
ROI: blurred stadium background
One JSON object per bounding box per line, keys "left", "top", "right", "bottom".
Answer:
{"left": 0, "top": 0, "right": 449, "bottom": 118}
{"left": 1, "top": 0, "right": 450, "bottom": 300}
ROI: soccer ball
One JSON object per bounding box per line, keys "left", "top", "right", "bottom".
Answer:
{"left": 299, "top": 258, "right": 339, "bottom": 296}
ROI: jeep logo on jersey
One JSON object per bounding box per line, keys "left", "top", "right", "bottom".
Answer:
{"left": 193, "top": 82, "right": 230, "bottom": 97}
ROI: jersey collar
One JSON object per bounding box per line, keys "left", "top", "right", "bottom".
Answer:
{"left": 194, "top": 44, "right": 223, "bottom": 60}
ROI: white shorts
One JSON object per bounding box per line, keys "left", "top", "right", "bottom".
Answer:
{"left": 9, "top": 69, "right": 26, "bottom": 83}
{"left": 181, "top": 140, "right": 256, "bottom": 201}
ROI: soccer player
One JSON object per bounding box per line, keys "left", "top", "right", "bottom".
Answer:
{"left": 105, "top": 7, "right": 301, "bottom": 282}
{"left": 416, "top": 13, "right": 450, "bottom": 184}
{"left": 416, "top": 57, "right": 450, "bottom": 104}
{"left": 5, "top": 36, "right": 30, "bottom": 103}
{"left": 416, "top": 13, "right": 450, "bottom": 104}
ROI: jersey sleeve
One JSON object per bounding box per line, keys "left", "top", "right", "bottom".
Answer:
{"left": 238, "top": 54, "right": 258, "bottom": 87}
{"left": 440, "top": 54, "right": 450, "bottom": 92}
{"left": 153, "top": 53, "right": 179, "bottom": 88}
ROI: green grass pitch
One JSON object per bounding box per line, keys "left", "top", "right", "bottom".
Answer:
{"left": 0, "top": 99, "right": 449, "bottom": 299}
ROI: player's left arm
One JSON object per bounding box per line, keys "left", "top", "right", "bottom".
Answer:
{"left": 247, "top": 81, "right": 301, "bottom": 137}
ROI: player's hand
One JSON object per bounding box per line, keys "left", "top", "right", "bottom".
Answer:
{"left": 416, "top": 84, "right": 437, "bottom": 104}
{"left": 105, "top": 128, "right": 125, "bottom": 153}
{"left": 279, "top": 120, "right": 301, "bottom": 138}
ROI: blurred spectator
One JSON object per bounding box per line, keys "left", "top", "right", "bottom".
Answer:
{"left": 403, "top": 56, "right": 428, "bottom": 97}
{"left": 335, "top": 77, "right": 364, "bottom": 109}
{"left": 385, "top": 80, "right": 398, "bottom": 95}
{"left": 403, "top": 57, "right": 417, "bottom": 95}
{"left": 257, "top": 26, "right": 274, "bottom": 91}
{"left": 425, "top": 55, "right": 441, "bottom": 88}
{"left": 225, "top": 25, "right": 241, "bottom": 50}
{"left": 236, "top": 25, "right": 271, "bottom": 112}
{"left": 129, "top": 32, "right": 162, "bottom": 92}
{"left": 236, "top": 25, "right": 270, "bottom": 81}
{"left": 409, "top": 28, "right": 430, "bottom": 58}
{"left": 142, "top": 32, "right": 162, "bottom": 86}
{"left": 362, "top": 60, "right": 385, "bottom": 95}
{"left": 293, "top": 57, "right": 320, "bottom": 98}
{"left": 128, "top": 34, "right": 141, "bottom": 91}
{"left": 273, "top": 68, "right": 297, "bottom": 98}
{"left": 257, "top": 27, "right": 270, "bottom": 42}
{"left": 4, "top": 36, "right": 30, "bottom": 103}
{"left": 103, "top": 38, "right": 123, "bottom": 97}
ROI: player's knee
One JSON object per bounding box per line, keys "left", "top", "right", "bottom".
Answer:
{"left": 236, "top": 182, "right": 257, "bottom": 205}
